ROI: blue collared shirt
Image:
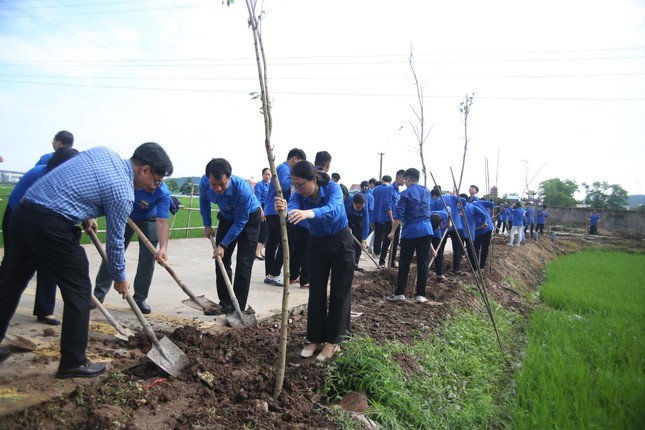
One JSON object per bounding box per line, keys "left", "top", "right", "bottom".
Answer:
{"left": 254, "top": 180, "right": 269, "bottom": 206}
{"left": 510, "top": 207, "right": 526, "bottom": 226}
{"left": 361, "top": 190, "right": 375, "bottom": 224}
{"left": 264, "top": 162, "right": 291, "bottom": 216}
{"left": 394, "top": 183, "right": 433, "bottom": 239}
{"left": 131, "top": 182, "right": 171, "bottom": 221}
{"left": 431, "top": 195, "right": 464, "bottom": 232}
{"left": 461, "top": 202, "right": 488, "bottom": 240}
{"left": 473, "top": 200, "right": 494, "bottom": 236}
{"left": 372, "top": 183, "right": 393, "bottom": 224}
{"left": 288, "top": 181, "right": 348, "bottom": 237}
{"left": 344, "top": 196, "right": 369, "bottom": 240}
{"left": 35, "top": 151, "right": 54, "bottom": 166}
{"left": 8, "top": 165, "right": 47, "bottom": 209}
{"left": 24, "top": 147, "right": 135, "bottom": 282}
{"left": 199, "top": 174, "right": 260, "bottom": 247}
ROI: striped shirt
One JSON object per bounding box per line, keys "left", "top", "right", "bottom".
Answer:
{"left": 24, "top": 146, "right": 134, "bottom": 282}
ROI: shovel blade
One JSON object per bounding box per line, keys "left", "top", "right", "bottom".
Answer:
{"left": 226, "top": 310, "right": 257, "bottom": 329}
{"left": 146, "top": 336, "right": 189, "bottom": 377}
{"left": 181, "top": 295, "right": 219, "bottom": 313}
{"left": 3, "top": 333, "right": 37, "bottom": 351}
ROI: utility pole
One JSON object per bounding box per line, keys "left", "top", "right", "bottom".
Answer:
{"left": 378, "top": 152, "right": 385, "bottom": 179}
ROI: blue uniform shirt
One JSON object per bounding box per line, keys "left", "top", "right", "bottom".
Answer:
{"left": 510, "top": 207, "right": 526, "bottom": 226}
{"left": 199, "top": 174, "right": 261, "bottom": 247}
{"left": 264, "top": 162, "right": 291, "bottom": 216}
{"left": 24, "top": 147, "right": 135, "bottom": 282}
{"left": 432, "top": 195, "right": 464, "bottom": 232}
{"left": 461, "top": 202, "right": 487, "bottom": 240}
{"left": 8, "top": 165, "right": 48, "bottom": 209}
{"left": 35, "top": 151, "right": 54, "bottom": 166}
{"left": 344, "top": 196, "right": 369, "bottom": 240}
{"left": 473, "top": 200, "right": 494, "bottom": 236}
{"left": 394, "top": 183, "right": 433, "bottom": 239}
{"left": 254, "top": 180, "right": 269, "bottom": 206}
{"left": 372, "top": 183, "right": 393, "bottom": 224}
{"left": 131, "top": 182, "right": 171, "bottom": 221}
{"left": 361, "top": 190, "right": 375, "bottom": 224}
{"left": 288, "top": 181, "right": 348, "bottom": 237}
{"left": 431, "top": 209, "right": 449, "bottom": 238}
{"left": 536, "top": 208, "right": 548, "bottom": 224}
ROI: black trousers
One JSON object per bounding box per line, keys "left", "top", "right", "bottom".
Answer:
{"left": 264, "top": 215, "right": 283, "bottom": 277}
{"left": 379, "top": 221, "right": 400, "bottom": 267}
{"left": 0, "top": 203, "right": 91, "bottom": 369}
{"left": 215, "top": 209, "right": 260, "bottom": 311}
{"left": 373, "top": 222, "right": 386, "bottom": 256}
{"left": 474, "top": 230, "right": 492, "bottom": 269}
{"left": 448, "top": 229, "right": 463, "bottom": 272}
{"left": 432, "top": 235, "right": 446, "bottom": 276}
{"left": 347, "top": 214, "right": 364, "bottom": 265}
{"left": 463, "top": 237, "right": 477, "bottom": 270}
{"left": 536, "top": 223, "right": 545, "bottom": 235}
{"left": 0, "top": 207, "right": 57, "bottom": 317}
{"left": 395, "top": 235, "right": 431, "bottom": 297}
{"left": 289, "top": 225, "right": 310, "bottom": 285}
{"left": 307, "top": 227, "right": 354, "bottom": 344}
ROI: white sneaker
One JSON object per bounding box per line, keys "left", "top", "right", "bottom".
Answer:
{"left": 386, "top": 294, "right": 405, "bottom": 302}
{"left": 415, "top": 295, "right": 428, "bottom": 303}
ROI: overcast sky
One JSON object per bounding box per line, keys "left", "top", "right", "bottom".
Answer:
{"left": 1, "top": 0, "right": 644, "bottom": 198}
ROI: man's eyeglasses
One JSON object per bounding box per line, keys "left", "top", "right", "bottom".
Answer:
{"left": 149, "top": 169, "right": 161, "bottom": 187}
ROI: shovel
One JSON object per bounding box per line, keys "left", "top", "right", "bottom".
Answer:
{"left": 91, "top": 295, "right": 136, "bottom": 341}
{"left": 88, "top": 229, "right": 188, "bottom": 376}
{"left": 209, "top": 237, "right": 257, "bottom": 328}
{"left": 2, "top": 332, "right": 37, "bottom": 351}
{"left": 127, "top": 218, "right": 220, "bottom": 315}
{"left": 351, "top": 235, "right": 381, "bottom": 270}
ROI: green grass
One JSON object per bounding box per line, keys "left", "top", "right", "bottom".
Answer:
{"left": 512, "top": 250, "right": 645, "bottom": 429}
{"left": 325, "top": 306, "right": 520, "bottom": 429}
{"left": 0, "top": 188, "right": 215, "bottom": 246}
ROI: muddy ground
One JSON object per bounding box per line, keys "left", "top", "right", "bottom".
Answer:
{"left": 0, "top": 231, "right": 642, "bottom": 429}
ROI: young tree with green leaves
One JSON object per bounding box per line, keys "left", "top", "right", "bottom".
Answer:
{"left": 538, "top": 178, "right": 578, "bottom": 207}
{"left": 582, "top": 181, "right": 629, "bottom": 210}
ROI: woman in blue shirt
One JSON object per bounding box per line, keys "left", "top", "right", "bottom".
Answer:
{"left": 275, "top": 161, "right": 354, "bottom": 361}
{"left": 253, "top": 167, "right": 271, "bottom": 260}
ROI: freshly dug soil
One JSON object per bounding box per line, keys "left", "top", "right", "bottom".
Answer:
{"left": 1, "top": 233, "right": 641, "bottom": 429}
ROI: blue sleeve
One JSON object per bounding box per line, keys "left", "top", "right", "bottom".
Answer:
{"left": 199, "top": 175, "right": 214, "bottom": 226}
{"left": 311, "top": 183, "right": 344, "bottom": 220}
{"left": 361, "top": 206, "right": 369, "bottom": 240}
{"left": 221, "top": 180, "right": 254, "bottom": 247}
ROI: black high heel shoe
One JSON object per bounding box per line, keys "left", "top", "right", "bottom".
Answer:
{"left": 37, "top": 315, "right": 60, "bottom": 326}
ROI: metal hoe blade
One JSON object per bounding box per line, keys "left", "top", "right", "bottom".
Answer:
{"left": 147, "top": 336, "right": 190, "bottom": 377}
{"left": 2, "top": 333, "right": 37, "bottom": 351}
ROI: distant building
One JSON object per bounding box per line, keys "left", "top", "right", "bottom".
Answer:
{"left": 0, "top": 170, "right": 24, "bottom": 184}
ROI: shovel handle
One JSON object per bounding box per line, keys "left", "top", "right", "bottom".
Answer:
{"left": 91, "top": 295, "right": 132, "bottom": 338}
{"left": 209, "top": 237, "right": 245, "bottom": 320}
{"left": 88, "top": 229, "right": 162, "bottom": 350}
{"left": 351, "top": 235, "right": 381, "bottom": 270}
{"left": 127, "top": 218, "right": 203, "bottom": 306}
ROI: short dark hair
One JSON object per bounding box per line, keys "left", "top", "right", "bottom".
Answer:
{"left": 332, "top": 172, "right": 341, "bottom": 181}
{"left": 470, "top": 185, "right": 479, "bottom": 192}
{"left": 368, "top": 178, "right": 377, "bottom": 185}
{"left": 131, "top": 142, "right": 173, "bottom": 176}
{"left": 430, "top": 214, "right": 442, "bottom": 230}
{"left": 291, "top": 160, "right": 330, "bottom": 186}
{"left": 431, "top": 188, "right": 441, "bottom": 197}
{"left": 339, "top": 183, "right": 349, "bottom": 199}
{"left": 360, "top": 180, "right": 369, "bottom": 188}
{"left": 53, "top": 130, "right": 74, "bottom": 147}
{"left": 287, "top": 148, "right": 307, "bottom": 161}
{"left": 396, "top": 169, "right": 406, "bottom": 177}
{"left": 261, "top": 167, "right": 270, "bottom": 175}
{"left": 205, "top": 158, "right": 232, "bottom": 179}
{"left": 403, "top": 168, "right": 420, "bottom": 181}
{"left": 314, "top": 151, "right": 331, "bottom": 168}
{"left": 381, "top": 175, "right": 392, "bottom": 183}
{"left": 352, "top": 192, "right": 365, "bottom": 205}
{"left": 47, "top": 147, "right": 79, "bottom": 171}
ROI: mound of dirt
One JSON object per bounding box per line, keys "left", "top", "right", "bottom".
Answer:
{"left": 1, "top": 234, "right": 641, "bottom": 429}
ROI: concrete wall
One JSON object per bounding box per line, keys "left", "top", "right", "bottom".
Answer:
{"left": 547, "top": 207, "right": 645, "bottom": 234}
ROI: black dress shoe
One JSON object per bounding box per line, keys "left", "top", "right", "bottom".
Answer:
{"left": 0, "top": 346, "right": 11, "bottom": 363}
{"left": 37, "top": 315, "right": 61, "bottom": 326}
{"left": 220, "top": 305, "right": 234, "bottom": 314}
{"left": 56, "top": 360, "right": 107, "bottom": 379}
{"left": 135, "top": 300, "right": 151, "bottom": 314}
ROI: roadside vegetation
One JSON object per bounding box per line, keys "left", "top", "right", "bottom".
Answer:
{"left": 324, "top": 250, "right": 645, "bottom": 429}
{"left": 512, "top": 250, "right": 645, "bottom": 429}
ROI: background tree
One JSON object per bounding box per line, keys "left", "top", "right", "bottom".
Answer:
{"left": 408, "top": 45, "right": 432, "bottom": 187}
{"left": 538, "top": 178, "right": 578, "bottom": 207}
{"left": 164, "top": 178, "right": 179, "bottom": 194}
{"left": 582, "top": 181, "right": 629, "bottom": 210}
{"left": 179, "top": 179, "right": 194, "bottom": 195}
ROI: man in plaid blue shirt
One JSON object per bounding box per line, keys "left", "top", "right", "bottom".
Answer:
{"left": 0, "top": 143, "right": 173, "bottom": 379}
